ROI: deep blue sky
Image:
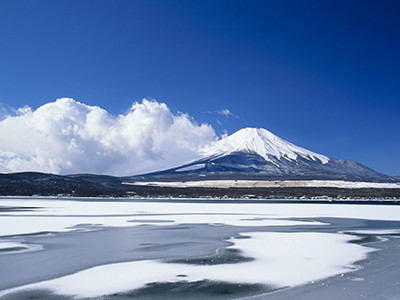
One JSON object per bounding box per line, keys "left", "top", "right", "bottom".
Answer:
{"left": 0, "top": 0, "right": 399, "bottom": 175}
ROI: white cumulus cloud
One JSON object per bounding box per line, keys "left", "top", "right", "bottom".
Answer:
{"left": 0, "top": 98, "right": 216, "bottom": 175}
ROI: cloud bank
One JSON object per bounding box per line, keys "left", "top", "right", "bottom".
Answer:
{"left": 0, "top": 98, "right": 216, "bottom": 175}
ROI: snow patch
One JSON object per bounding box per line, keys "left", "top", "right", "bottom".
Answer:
{"left": 0, "top": 242, "right": 26, "bottom": 250}
{"left": 175, "top": 163, "right": 205, "bottom": 172}
{"left": 0, "top": 240, "right": 42, "bottom": 255}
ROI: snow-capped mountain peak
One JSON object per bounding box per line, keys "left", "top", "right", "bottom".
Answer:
{"left": 132, "top": 127, "right": 394, "bottom": 183}
{"left": 202, "top": 127, "right": 329, "bottom": 164}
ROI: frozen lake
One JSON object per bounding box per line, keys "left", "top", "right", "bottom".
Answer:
{"left": 0, "top": 198, "right": 400, "bottom": 299}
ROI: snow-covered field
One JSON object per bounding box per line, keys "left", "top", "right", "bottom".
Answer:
{"left": 124, "top": 179, "right": 400, "bottom": 189}
{"left": 1, "top": 198, "right": 400, "bottom": 299}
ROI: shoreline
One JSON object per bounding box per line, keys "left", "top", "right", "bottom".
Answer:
{"left": 124, "top": 179, "right": 400, "bottom": 189}
{"left": 1, "top": 195, "right": 400, "bottom": 205}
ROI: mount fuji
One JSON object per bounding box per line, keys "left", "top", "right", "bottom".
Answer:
{"left": 131, "top": 128, "right": 395, "bottom": 182}
{"left": 1, "top": 127, "right": 398, "bottom": 197}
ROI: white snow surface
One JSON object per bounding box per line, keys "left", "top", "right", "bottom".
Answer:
{"left": 2, "top": 199, "right": 400, "bottom": 237}
{"left": 0, "top": 199, "right": 325, "bottom": 237}
{"left": 0, "top": 239, "right": 43, "bottom": 255}
{"left": 202, "top": 128, "right": 329, "bottom": 164}
{"left": 0, "top": 241, "right": 26, "bottom": 250}
{"left": 0, "top": 232, "right": 373, "bottom": 298}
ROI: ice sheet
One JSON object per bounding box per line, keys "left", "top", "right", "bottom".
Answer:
{"left": 2, "top": 199, "right": 400, "bottom": 220}
{"left": 2, "top": 199, "right": 400, "bottom": 237}
{"left": 0, "top": 213, "right": 322, "bottom": 237}
{"left": 0, "top": 232, "right": 373, "bottom": 298}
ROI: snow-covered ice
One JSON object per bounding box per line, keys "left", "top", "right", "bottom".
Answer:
{"left": 0, "top": 240, "right": 43, "bottom": 255}
{"left": 3, "top": 199, "right": 400, "bottom": 220}
{"left": 1, "top": 198, "right": 399, "bottom": 299}
{"left": 2, "top": 199, "right": 400, "bottom": 237}
{"left": 0, "top": 232, "right": 373, "bottom": 299}
{"left": 0, "top": 214, "right": 321, "bottom": 237}
{"left": 0, "top": 199, "right": 328, "bottom": 237}
{"left": 0, "top": 241, "right": 26, "bottom": 250}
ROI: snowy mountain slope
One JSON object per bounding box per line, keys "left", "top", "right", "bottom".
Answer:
{"left": 202, "top": 128, "right": 329, "bottom": 164}
{"left": 130, "top": 128, "right": 395, "bottom": 183}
